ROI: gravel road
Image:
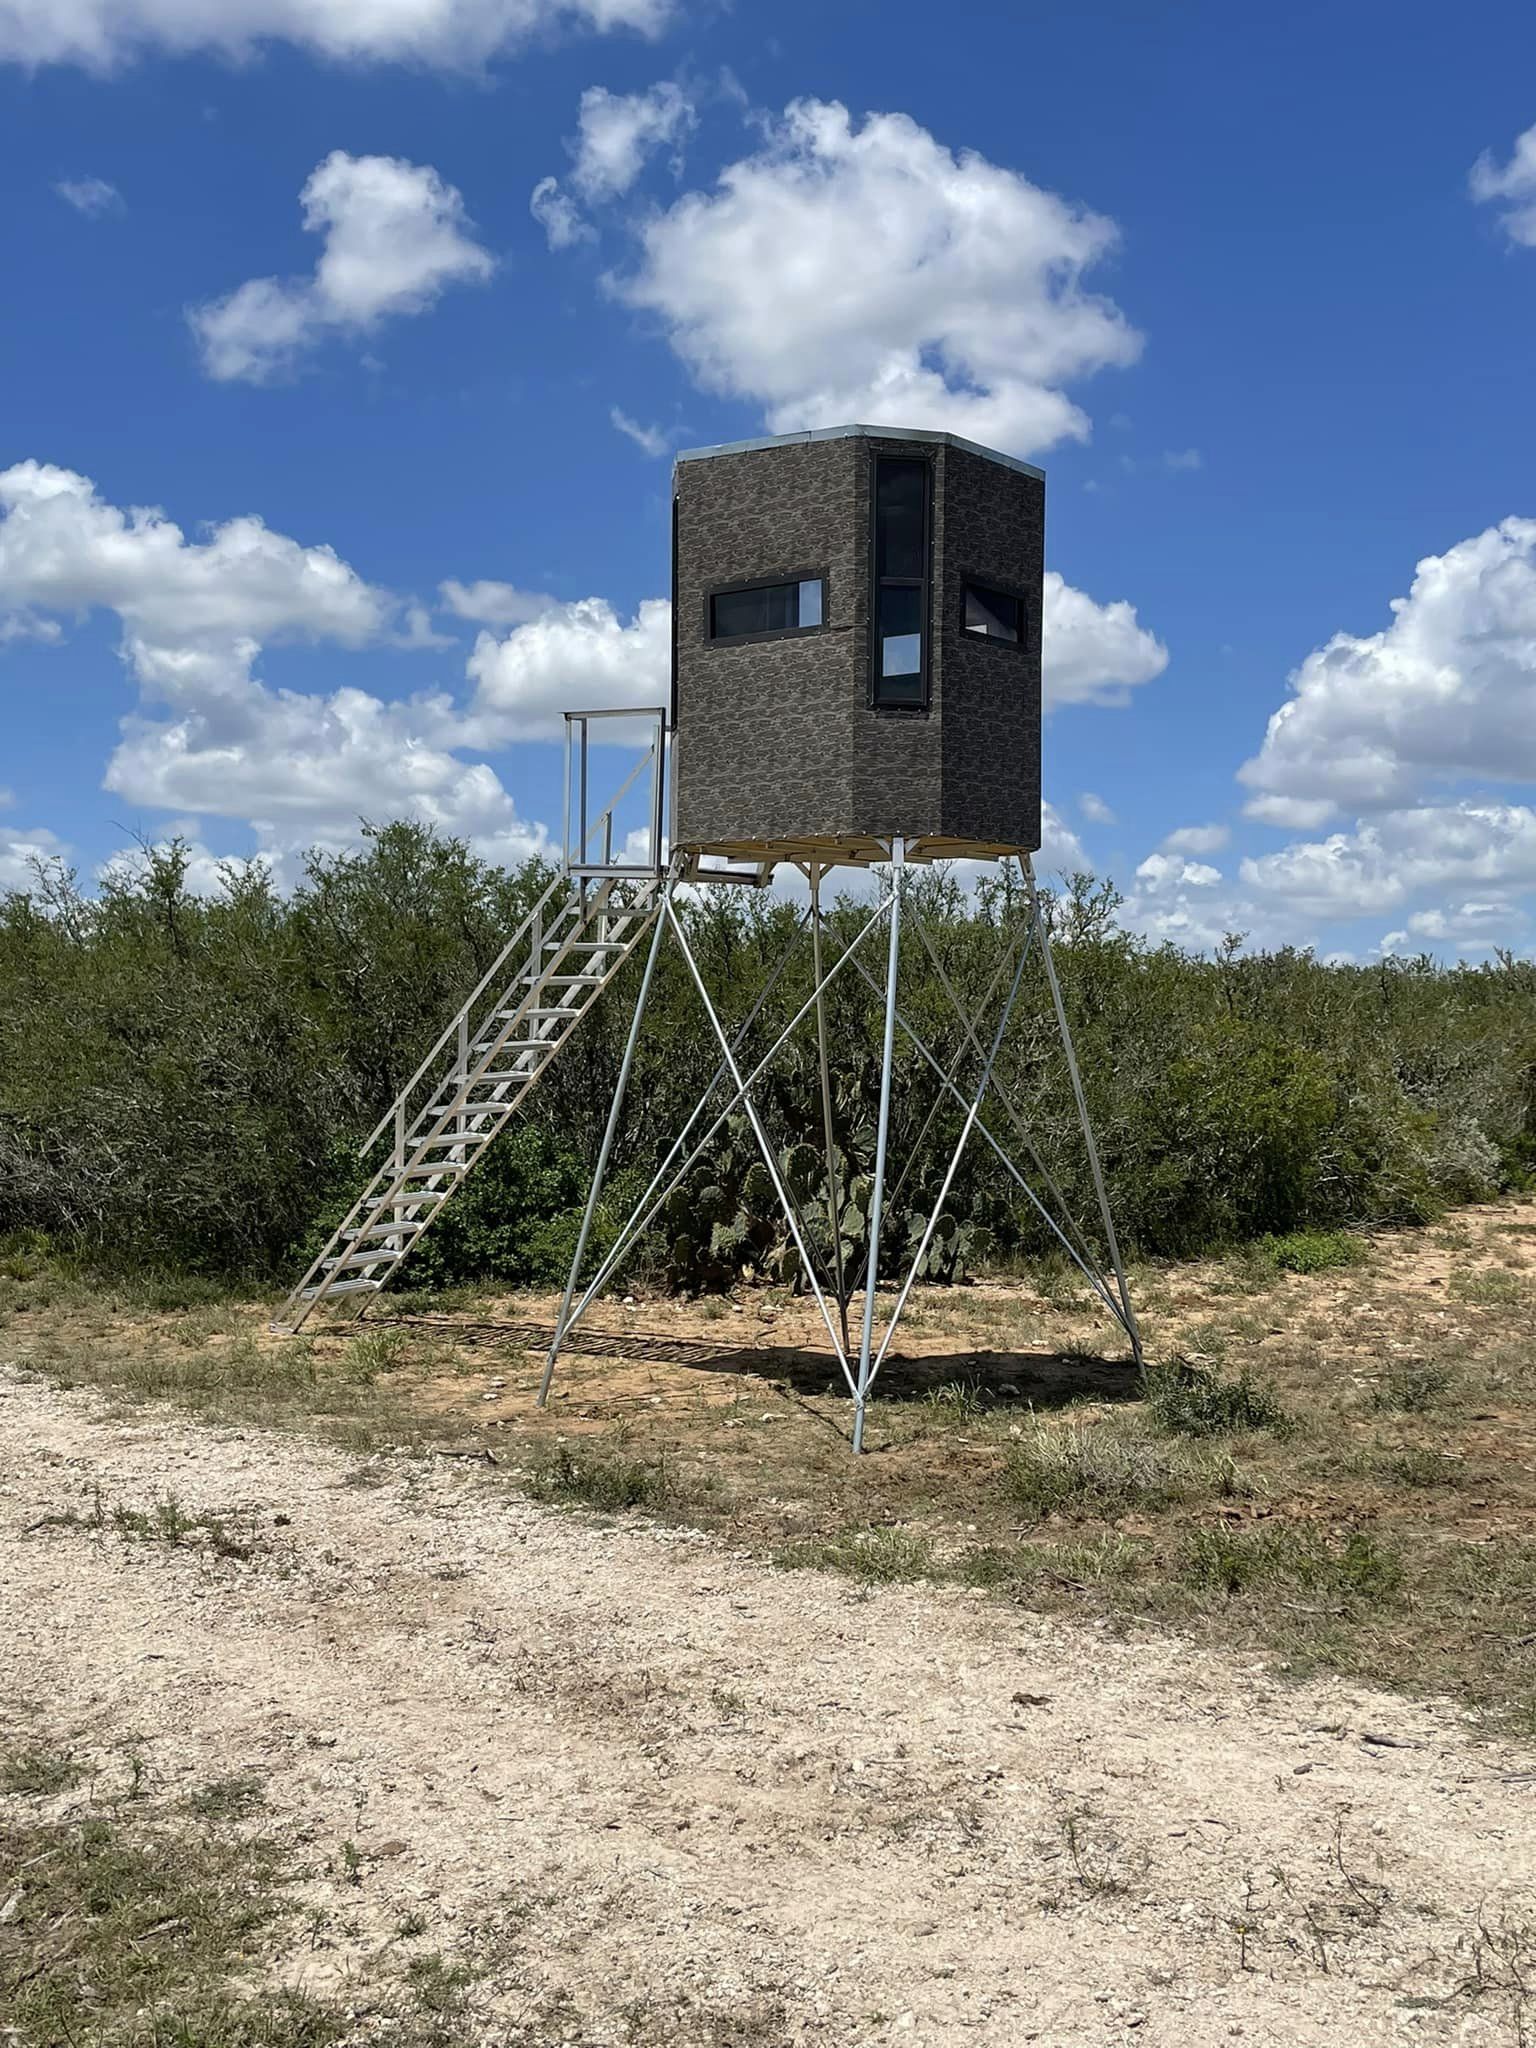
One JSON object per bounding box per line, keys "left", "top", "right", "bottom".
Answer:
{"left": 3, "top": 1366, "right": 1532, "bottom": 2045}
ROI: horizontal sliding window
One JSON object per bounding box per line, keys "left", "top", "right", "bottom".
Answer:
{"left": 963, "top": 581, "right": 1024, "bottom": 645}
{"left": 709, "top": 576, "right": 824, "bottom": 642}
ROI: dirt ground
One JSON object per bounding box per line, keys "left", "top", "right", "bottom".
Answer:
{"left": 5, "top": 1361, "right": 1536, "bottom": 2047}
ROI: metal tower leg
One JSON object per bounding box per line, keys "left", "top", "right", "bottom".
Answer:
{"left": 853, "top": 837, "right": 905, "bottom": 1453}
{"left": 665, "top": 895, "right": 855, "bottom": 1383}
{"left": 539, "top": 870, "right": 677, "bottom": 1407}
{"left": 1023, "top": 857, "right": 1144, "bottom": 1366}
{"left": 809, "top": 864, "right": 851, "bottom": 1355}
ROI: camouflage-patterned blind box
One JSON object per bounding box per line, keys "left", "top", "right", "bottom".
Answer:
{"left": 670, "top": 425, "right": 1043, "bottom": 862}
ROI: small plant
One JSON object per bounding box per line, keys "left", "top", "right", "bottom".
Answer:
{"left": 1144, "top": 1358, "right": 1289, "bottom": 1437}
{"left": 1448, "top": 1268, "right": 1532, "bottom": 1308}
{"left": 1370, "top": 1361, "right": 1456, "bottom": 1414}
{"left": 187, "top": 1773, "right": 267, "bottom": 1822}
{"left": 111, "top": 1492, "right": 260, "bottom": 1561}
{"left": 1058, "top": 1802, "right": 1143, "bottom": 1897}
{"left": 2, "top": 1745, "right": 85, "bottom": 1796}
{"left": 1262, "top": 1230, "right": 1368, "bottom": 1275}
{"left": 1182, "top": 1524, "right": 1403, "bottom": 1605}
{"left": 1002, "top": 1422, "right": 1193, "bottom": 1519}
{"left": 528, "top": 1443, "right": 668, "bottom": 1512}
{"left": 1380, "top": 1446, "right": 1458, "bottom": 1487}
{"left": 773, "top": 1526, "right": 935, "bottom": 1583}
{"left": 345, "top": 1326, "right": 409, "bottom": 1378}
{"left": 924, "top": 1377, "right": 986, "bottom": 1420}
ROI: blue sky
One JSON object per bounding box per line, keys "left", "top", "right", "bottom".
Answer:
{"left": 2, "top": 0, "right": 1535, "bottom": 958}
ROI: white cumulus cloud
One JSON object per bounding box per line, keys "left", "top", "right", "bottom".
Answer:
{"left": 610, "top": 98, "right": 1141, "bottom": 459}
{"left": 1078, "top": 791, "right": 1116, "bottom": 826}
{"left": 0, "top": 824, "right": 70, "bottom": 891}
{"left": 532, "top": 81, "right": 694, "bottom": 248}
{"left": 1471, "top": 119, "right": 1536, "bottom": 247}
{"left": 1239, "top": 803, "right": 1536, "bottom": 920}
{"left": 1239, "top": 517, "right": 1536, "bottom": 821}
{"left": 0, "top": 0, "right": 671, "bottom": 70}
{"left": 464, "top": 595, "right": 671, "bottom": 742}
{"left": 1042, "top": 571, "right": 1167, "bottom": 708}
{"left": 1160, "top": 822, "right": 1228, "bottom": 856}
{"left": 570, "top": 80, "right": 693, "bottom": 200}
{"left": 438, "top": 578, "right": 557, "bottom": 627}
{"left": 191, "top": 152, "right": 494, "bottom": 383}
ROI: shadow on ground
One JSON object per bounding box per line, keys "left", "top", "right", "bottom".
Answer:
{"left": 369, "top": 1313, "right": 1143, "bottom": 1411}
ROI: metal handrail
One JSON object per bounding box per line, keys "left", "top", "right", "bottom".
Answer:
{"left": 563, "top": 706, "right": 668, "bottom": 878}
{"left": 357, "top": 868, "right": 568, "bottom": 1159}
{"left": 361, "top": 715, "right": 667, "bottom": 1162}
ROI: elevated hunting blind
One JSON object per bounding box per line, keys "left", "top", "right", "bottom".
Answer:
{"left": 276, "top": 425, "right": 1139, "bottom": 1453}
{"left": 671, "top": 425, "right": 1044, "bottom": 863}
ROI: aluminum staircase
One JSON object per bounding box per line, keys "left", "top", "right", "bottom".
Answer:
{"left": 271, "top": 866, "right": 664, "bottom": 1332}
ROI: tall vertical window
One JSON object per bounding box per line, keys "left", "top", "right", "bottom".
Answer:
{"left": 871, "top": 456, "right": 930, "bottom": 706}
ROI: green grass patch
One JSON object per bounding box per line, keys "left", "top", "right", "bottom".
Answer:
{"left": 1143, "top": 1358, "right": 1290, "bottom": 1437}
{"left": 1182, "top": 1524, "right": 1404, "bottom": 1606}
{"left": 1261, "top": 1229, "right": 1368, "bottom": 1275}
{"left": 527, "top": 1442, "right": 670, "bottom": 1513}
{"left": 1369, "top": 1361, "right": 1457, "bottom": 1414}
{"left": 1001, "top": 1421, "right": 1239, "bottom": 1520}
{"left": 1448, "top": 1268, "right": 1532, "bottom": 1308}
{"left": 773, "top": 1526, "right": 936, "bottom": 1583}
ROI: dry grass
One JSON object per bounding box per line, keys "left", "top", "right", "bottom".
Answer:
{"left": 6, "top": 1196, "right": 1536, "bottom": 1733}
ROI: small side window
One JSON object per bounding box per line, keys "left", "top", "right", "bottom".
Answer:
{"left": 709, "top": 575, "right": 826, "bottom": 643}
{"left": 962, "top": 582, "right": 1024, "bottom": 645}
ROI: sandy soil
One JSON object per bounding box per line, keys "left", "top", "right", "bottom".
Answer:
{"left": 4, "top": 1364, "right": 1534, "bottom": 2046}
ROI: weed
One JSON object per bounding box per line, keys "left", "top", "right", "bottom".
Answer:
{"left": 114, "top": 1490, "right": 261, "bottom": 1561}
{"left": 1002, "top": 1422, "right": 1205, "bottom": 1519}
{"left": 1449, "top": 1268, "right": 1532, "bottom": 1308}
{"left": 773, "top": 1526, "right": 936, "bottom": 1583}
{"left": 1058, "top": 1802, "right": 1143, "bottom": 1897}
{"left": 1182, "top": 1524, "right": 1404, "bottom": 1606}
{"left": 1380, "top": 1446, "right": 1461, "bottom": 1488}
{"left": 2, "top": 1744, "right": 85, "bottom": 1796}
{"left": 344, "top": 1326, "right": 409, "bottom": 1379}
{"left": 1370, "top": 1361, "right": 1456, "bottom": 1414}
{"left": 1144, "top": 1358, "right": 1290, "bottom": 1437}
{"left": 924, "top": 1377, "right": 986, "bottom": 1420}
{"left": 528, "top": 1443, "right": 669, "bottom": 1512}
{"left": 0, "top": 1767, "right": 346, "bottom": 2048}
{"left": 188, "top": 1772, "right": 268, "bottom": 1822}
{"left": 1263, "top": 1230, "right": 1368, "bottom": 1275}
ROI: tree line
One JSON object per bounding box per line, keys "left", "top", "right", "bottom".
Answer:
{"left": 2, "top": 824, "right": 1532, "bottom": 1294}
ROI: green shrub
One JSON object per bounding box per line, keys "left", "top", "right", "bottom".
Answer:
{"left": 1262, "top": 1229, "right": 1368, "bottom": 1275}
{"left": 4, "top": 834, "right": 1534, "bottom": 1292}
{"left": 1144, "top": 1358, "right": 1290, "bottom": 1436}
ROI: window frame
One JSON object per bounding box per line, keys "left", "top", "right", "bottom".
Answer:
{"left": 868, "top": 450, "right": 934, "bottom": 712}
{"left": 959, "top": 574, "right": 1032, "bottom": 654}
{"left": 703, "top": 567, "right": 830, "bottom": 648}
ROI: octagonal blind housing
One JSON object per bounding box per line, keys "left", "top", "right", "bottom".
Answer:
{"left": 671, "top": 425, "right": 1044, "bottom": 863}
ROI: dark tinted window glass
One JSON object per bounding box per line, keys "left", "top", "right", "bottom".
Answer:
{"left": 875, "top": 459, "right": 927, "bottom": 580}
{"left": 963, "top": 582, "right": 1022, "bottom": 643}
{"left": 712, "top": 586, "right": 768, "bottom": 638}
{"left": 878, "top": 585, "right": 924, "bottom": 697}
{"left": 710, "top": 577, "right": 823, "bottom": 641}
